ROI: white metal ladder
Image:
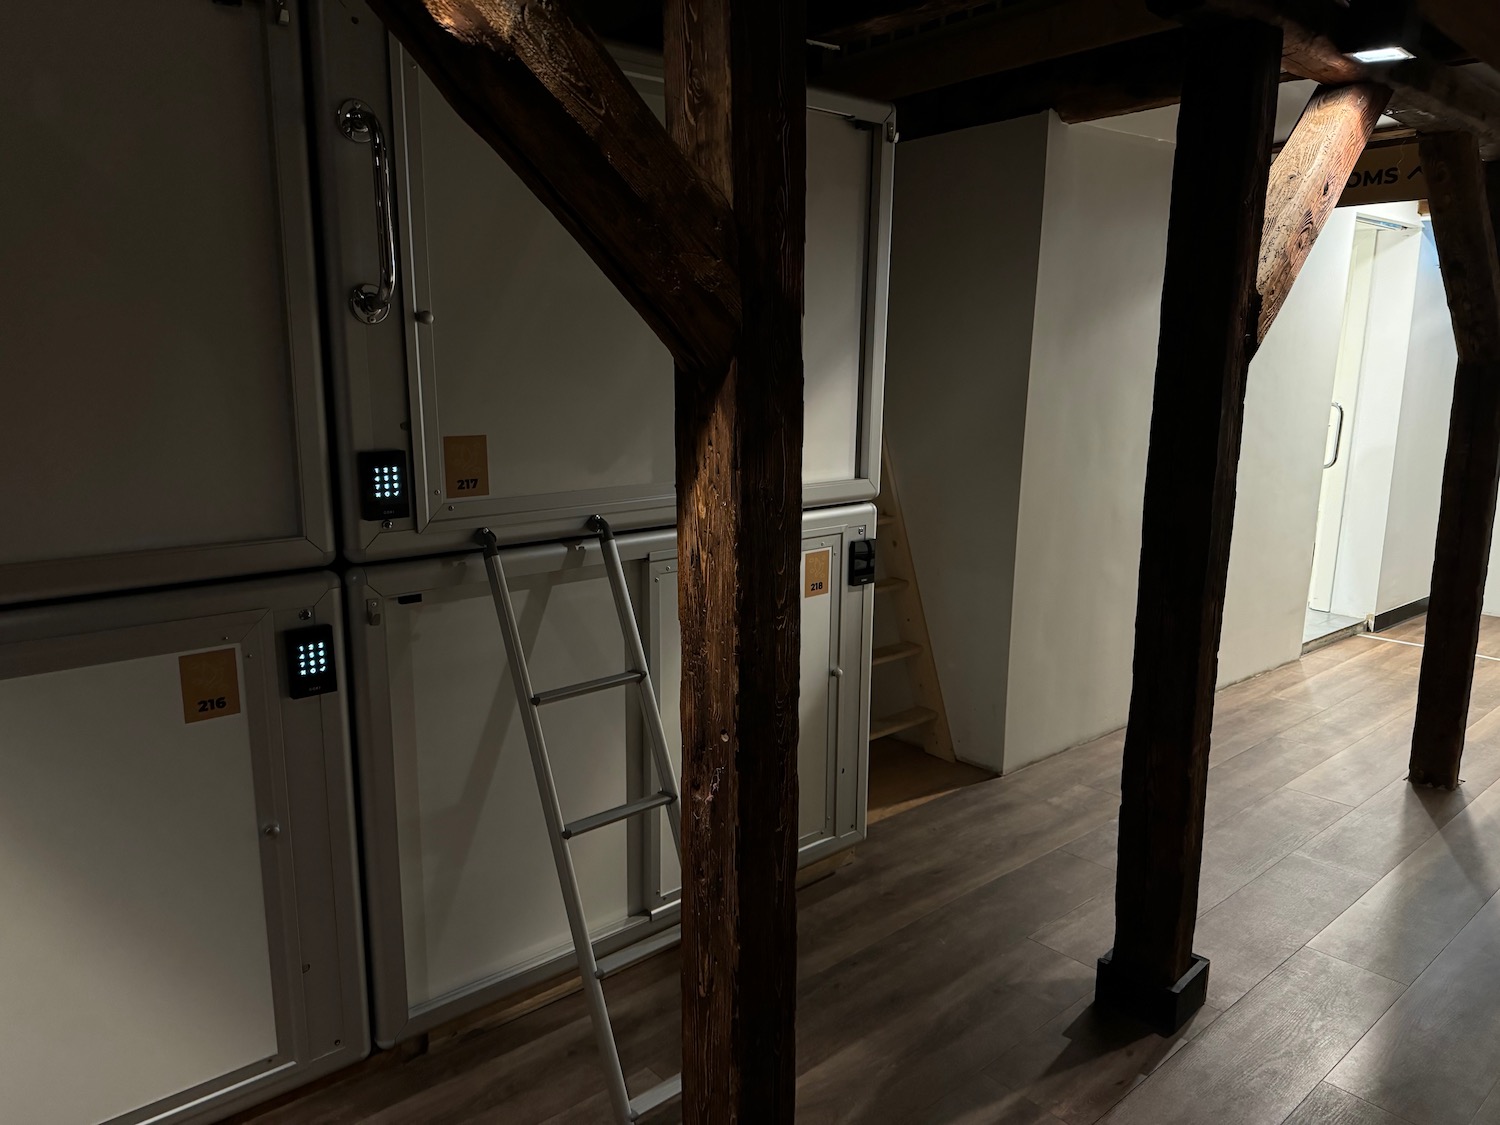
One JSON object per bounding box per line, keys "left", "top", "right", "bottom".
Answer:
{"left": 475, "top": 517, "right": 683, "bottom": 1123}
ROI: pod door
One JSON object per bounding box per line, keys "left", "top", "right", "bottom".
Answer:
{"left": 348, "top": 505, "right": 874, "bottom": 1044}
{"left": 1, "top": 0, "right": 333, "bottom": 604}
{"left": 314, "top": 12, "right": 895, "bottom": 561}
{"left": 647, "top": 505, "right": 875, "bottom": 903}
{"left": 0, "top": 574, "right": 366, "bottom": 1125}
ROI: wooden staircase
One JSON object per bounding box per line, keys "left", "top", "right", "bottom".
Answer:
{"left": 870, "top": 441, "right": 954, "bottom": 760}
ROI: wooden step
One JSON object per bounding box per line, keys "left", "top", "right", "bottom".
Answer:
{"left": 869, "top": 706, "right": 938, "bottom": 741}
{"left": 874, "top": 576, "right": 908, "bottom": 595}
{"left": 872, "top": 640, "right": 923, "bottom": 666}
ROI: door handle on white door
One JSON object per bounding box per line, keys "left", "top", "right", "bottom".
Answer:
{"left": 1325, "top": 402, "right": 1346, "bottom": 469}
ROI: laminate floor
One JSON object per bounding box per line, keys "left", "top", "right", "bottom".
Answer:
{"left": 242, "top": 619, "right": 1500, "bottom": 1125}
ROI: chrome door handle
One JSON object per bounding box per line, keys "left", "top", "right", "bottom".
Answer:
{"left": 1325, "top": 401, "right": 1346, "bottom": 469}
{"left": 338, "top": 99, "right": 396, "bottom": 325}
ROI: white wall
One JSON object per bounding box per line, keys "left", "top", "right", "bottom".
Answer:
{"left": 883, "top": 113, "right": 1049, "bottom": 772}
{"left": 1003, "top": 118, "right": 1174, "bottom": 770}
{"left": 1219, "top": 210, "right": 1358, "bottom": 684}
{"left": 884, "top": 112, "right": 1417, "bottom": 775}
{"left": 1379, "top": 224, "right": 1458, "bottom": 613}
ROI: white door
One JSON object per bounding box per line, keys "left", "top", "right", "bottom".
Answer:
{"left": 1308, "top": 224, "right": 1378, "bottom": 611}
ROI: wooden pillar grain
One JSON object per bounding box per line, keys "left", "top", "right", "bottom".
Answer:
{"left": 1409, "top": 136, "right": 1500, "bottom": 789}
{"left": 664, "top": 0, "right": 805, "bottom": 1118}
{"left": 1097, "top": 17, "right": 1280, "bottom": 1034}
{"left": 1257, "top": 82, "right": 1390, "bottom": 345}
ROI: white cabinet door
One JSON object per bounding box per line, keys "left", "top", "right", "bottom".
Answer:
{"left": 0, "top": 0, "right": 333, "bottom": 604}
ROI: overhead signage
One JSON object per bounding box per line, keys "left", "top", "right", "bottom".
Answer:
{"left": 1340, "top": 141, "right": 1426, "bottom": 207}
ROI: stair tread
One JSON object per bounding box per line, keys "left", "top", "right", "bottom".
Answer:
{"left": 870, "top": 706, "right": 938, "bottom": 741}
{"left": 872, "top": 641, "right": 923, "bottom": 666}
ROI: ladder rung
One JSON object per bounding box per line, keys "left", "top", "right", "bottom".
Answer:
{"left": 870, "top": 706, "right": 938, "bottom": 741}
{"left": 874, "top": 577, "right": 908, "bottom": 595}
{"left": 563, "top": 792, "right": 675, "bottom": 839}
{"left": 594, "top": 924, "right": 682, "bottom": 979}
{"left": 872, "top": 640, "right": 923, "bottom": 666}
{"left": 630, "top": 1074, "right": 682, "bottom": 1118}
{"left": 532, "top": 669, "right": 646, "bottom": 706}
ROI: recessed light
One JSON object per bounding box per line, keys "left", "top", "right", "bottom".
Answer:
{"left": 1350, "top": 46, "right": 1414, "bottom": 64}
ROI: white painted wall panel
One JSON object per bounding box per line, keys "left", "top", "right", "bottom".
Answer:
{"left": 1004, "top": 119, "right": 1174, "bottom": 771}
{"left": 884, "top": 113, "right": 1049, "bottom": 772}
{"left": 889, "top": 112, "right": 1375, "bottom": 773}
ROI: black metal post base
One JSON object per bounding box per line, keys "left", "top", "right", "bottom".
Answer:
{"left": 1095, "top": 948, "right": 1210, "bottom": 1036}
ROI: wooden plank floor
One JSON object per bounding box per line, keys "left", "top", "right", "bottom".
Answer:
{"left": 243, "top": 618, "right": 1500, "bottom": 1125}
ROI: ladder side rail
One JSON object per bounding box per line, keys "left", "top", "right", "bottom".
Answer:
{"left": 477, "top": 532, "right": 635, "bottom": 1123}
{"left": 590, "top": 516, "right": 684, "bottom": 856}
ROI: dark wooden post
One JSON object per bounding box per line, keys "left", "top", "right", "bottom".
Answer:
{"left": 665, "top": 0, "right": 805, "bottom": 1118}
{"left": 1097, "top": 17, "right": 1281, "bottom": 1034}
{"left": 1408, "top": 136, "right": 1500, "bottom": 789}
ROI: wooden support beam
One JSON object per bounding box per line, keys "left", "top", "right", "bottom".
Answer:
{"left": 1257, "top": 82, "right": 1391, "bottom": 343}
{"left": 1370, "top": 57, "right": 1500, "bottom": 160}
{"left": 819, "top": 0, "right": 1173, "bottom": 99}
{"left": 360, "top": 0, "right": 739, "bottom": 374}
{"left": 809, "top": 0, "right": 994, "bottom": 44}
{"left": 1098, "top": 17, "right": 1281, "bottom": 1035}
{"left": 895, "top": 29, "right": 1190, "bottom": 141}
{"left": 1408, "top": 135, "right": 1500, "bottom": 789}
{"left": 1173, "top": 0, "right": 1500, "bottom": 154}
{"left": 665, "top": 0, "right": 804, "bottom": 1118}
{"left": 1419, "top": 0, "right": 1500, "bottom": 74}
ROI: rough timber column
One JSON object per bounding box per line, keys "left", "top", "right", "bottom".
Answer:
{"left": 1098, "top": 17, "right": 1280, "bottom": 1035}
{"left": 1408, "top": 136, "right": 1500, "bottom": 789}
{"left": 664, "top": 0, "right": 806, "bottom": 1118}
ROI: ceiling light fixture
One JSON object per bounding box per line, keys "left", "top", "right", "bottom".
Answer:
{"left": 1349, "top": 45, "right": 1415, "bottom": 64}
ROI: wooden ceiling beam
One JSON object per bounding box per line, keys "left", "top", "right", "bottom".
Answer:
{"left": 1368, "top": 56, "right": 1500, "bottom": 159}
{"left": 818, "top": 0, "right": 1174, "bottom": 99}
{"left": 1418, "top": 0, "right": 1500, "bottom": 75}
{"left": 360, "top": 0, "right": 740, "bottom": 375}
{"left": 1170, "top": 0, "right": 1500, "bottom": 153}
{"left": 895, "top": 29, "right": 1190, "bottom": 140}
{"left": 808, "top": 0, "right": 992, "bottom": 44}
